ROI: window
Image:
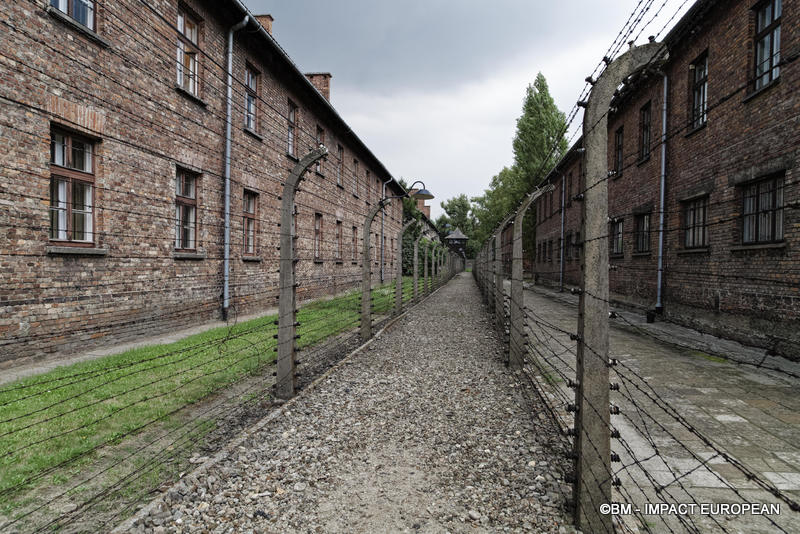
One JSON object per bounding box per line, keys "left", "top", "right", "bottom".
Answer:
{"left": 352, "top": 160, "right": 359, "bottom": 196}
{"left": 567, "top": 172, "right": 573, "bottom": 206}
{"left": 315, "top": 126, "right": 324, "bottom": 173}
{"left": 639, "top": 102, "right": 651, "bottom": 161}
{"left": 574, "top": 231, "right": 581, "bottom": 258}
{"left": 287, "top": 100, "right": 298, "bottom": 157}
{"left": 243, "top": 190, "right": 257, "bottom": 255}
{"left": 742, "top": 175, "right": 784, "bottom": 244}
{"left": 177, "top": 8, "right": 200, "bottom": 96}
{"left": 684, "top": 196, "right": 708, "bottom": 248}
{"left": 690, "top": 54, "right": 708, "bottom": 129}
{"left": 614, "top": 127, "right": 624, "bottom": 176}
{"left": 336, "top": 145, "right": 343, "bottom": 186}
{"left": 634, "top": 213, "right": 651, "bottom": 253}
{"left": 366, "top": 170, "right": 371, "bottom": 202}
{"left": 175, "top": 169, "right": 198, "bottom": 250}
{"left": 50, "top": 130, "right": 94, "bottom": 242}
{"left": 754, "top": 0, "right": 781, "bottom": 90}
{"left": 335, "top": 221, "right": 343, "bottom": 262}
{"left": 314, "top": 213, "right": 322, "bottom": 261}
{"left": 391, "top": 238, "right": 395, "bottom": 266}
{"left": 610, "top": 219, "right": 624, "bottom": 255}
{"left": 565, "top": 233, "right": 572, "bottom": 260}
{"left": 244, "top": 65, "right": 258, "bottom": 131}
{"left": 50, "top": 0, "right": 95, "bottom": 30}
{"left": 352, "top": 226, "right": 358, "bottom": 262}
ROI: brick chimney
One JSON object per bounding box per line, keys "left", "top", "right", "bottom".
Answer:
{"left": 255, "top": 14, "right": 273, "bottom": 35}
{"left": 305, "top": 73, "right": 332, "bottom": 102}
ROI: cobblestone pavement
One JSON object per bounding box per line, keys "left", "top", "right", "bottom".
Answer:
{"left": 523, "top": 285, "right": 800, "bottom": 534}
{"left": 122, "top": 273, "right": 576, "bottom": 534}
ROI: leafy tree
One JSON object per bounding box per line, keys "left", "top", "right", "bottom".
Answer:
{"left": 472, "top": 73, "right": 567, "bottom": 259}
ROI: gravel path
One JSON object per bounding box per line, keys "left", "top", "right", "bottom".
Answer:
{"left": 127, "top": 272, "right": 576, "bottom": 534}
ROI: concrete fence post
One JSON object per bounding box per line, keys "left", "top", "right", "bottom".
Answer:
{"left": 424, "top": 242, "right": 430, "bottom": 295}
{"left": 396, "top": 220, "right": 416, "bottom": 314}
{"left": 573, "top": 42, "right": 662, "bottom": 533}
{"left": 362, "top": 199, "right": 392, "bottom": 341}
{"left": 494, "top": 229, "right": 505, "bottom": 331}
{"left": 413, "top": 233, "right": 422, "bottom": 302}
{"left": 509, "top": 186, "right": 552, "bottom": 369}
{"left": 276, "top": 146, "right": 328, "bottom": 400}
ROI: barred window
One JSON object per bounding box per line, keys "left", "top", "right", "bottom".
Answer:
{"left": 336, "top": 221, "right": 343, "bottom": 262}
{"left": 610, "top": 219, "right": 624, "bottom": 255}
{"left": 177, "top": 9, "right": 200, "bottom": 96}
{"left": 742, "top": 175, "right": 783, "bottom": 244}
{"left": 243, "top": 190, "right": 257, "bottom": 255}
{"left": 683, "top": 196, "right": 708, "bottom": 248}
{"left": 50, "top": 0, "right": 95, "bottom": 30}
{"left": 634, "top": 213, "right": 651, "bottom": 253}
{"left": 244, "top": 65, "right": 258, "bottom": 131}
{"left": 50, "top": 130, "right": 95, "bottom": 243}
{"left": 287, "top": 101, "right": 298, "bottom": 156}
{"left": 690, "top": 53, "right": 708, "bottom": 129}
{"left": 639, "top": 101, "right": 651, "bottom": 161}
{"left": 754, "top": 0, "right": 781, "bottom": 90}
{"left": 614, "top": 127, "right": 624, "bottom": 176}
{"left": 175, "top": 169, "right": 198, "bottom": 250}
{"left": 315, "top": 126, "right": 324, "bottom": 173}
{"left": 314, "top": 213, "right": 323, "bottom": 261}
{"left": 336, "top": 145, "right": 343, "bottom": 186}
{"left": 352, "top": 160, "right": 359, "bottom": 197}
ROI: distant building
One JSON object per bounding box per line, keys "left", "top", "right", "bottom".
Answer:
{"left": 409, "top": 189, "right": 432, "bottom": 218}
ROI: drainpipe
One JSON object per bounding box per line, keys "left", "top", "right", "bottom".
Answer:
{"left": 656, "top": 73, "right": 668, "bottom": 313}
{"left": 223, "top": 15, "right": 250, "bottom": 320}
{"left": 559, "top": 175, "right": 566, "bottom": 291}
{"left": 380, "top": 176, "right": 392, "bottom": 282}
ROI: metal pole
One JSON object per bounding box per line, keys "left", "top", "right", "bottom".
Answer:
{"left": 276, "top": 147, "right": 327, "bottom": 399}
{"left": 222, "top": 15, "right": 250, "bottom": 319}
{"left": 574, "top": 42, "right": 662, "bottom": 532}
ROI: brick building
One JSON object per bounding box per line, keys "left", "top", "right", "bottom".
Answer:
{"left": 0, "top": 0, "right": 406, "bottom": 362}
{"left": 533, "top": 0, "right": 798, "bottom": 355}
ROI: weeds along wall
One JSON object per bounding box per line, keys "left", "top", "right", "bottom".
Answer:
{"left": 0, "top": 0, "right": 406, "bottom": 362}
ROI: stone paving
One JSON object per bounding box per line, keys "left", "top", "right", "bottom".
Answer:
{"left": 523, "top": 284, "right": 800, "bottom": 534}
{"left": 119, "top": 273, "right": 576, "bottom": 534}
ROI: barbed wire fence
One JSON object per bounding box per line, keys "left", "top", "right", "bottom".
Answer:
{"left": 472, "top": 38, "right": 799, "bottom": 534}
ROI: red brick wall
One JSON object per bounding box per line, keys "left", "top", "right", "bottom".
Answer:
{"left": 0, "top": 0, "right": 403, "bottom": 362}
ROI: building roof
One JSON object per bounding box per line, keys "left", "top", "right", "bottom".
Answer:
{"left": 445, "top": 228, "right": 468, "bottom": 241}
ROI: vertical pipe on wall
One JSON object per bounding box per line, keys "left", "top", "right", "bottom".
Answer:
{"left": 656, "top": 73, "right": 668, "bottom": 313}
{"left": 223, "top": 15, "right": 250, "bottom": 320}
{"left": 560, "top": 175, "right": 566, "bottom": 291}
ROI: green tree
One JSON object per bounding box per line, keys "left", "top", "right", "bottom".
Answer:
{"left": 472, "top": 73, "right": 567, "bottom": 259}
{"left": 512, "top": 73, "right": 568, "bottom": 190}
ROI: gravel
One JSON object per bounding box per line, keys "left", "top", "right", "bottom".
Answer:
{"left": 127, "top": 273, "right": 577, "bottom": 533}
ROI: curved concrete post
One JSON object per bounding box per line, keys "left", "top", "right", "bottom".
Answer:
{"left": 413, "top": 233, "right": 423, "bottom": 301}
{"left": 277, "top": 146, "right": 328, "bottom": 399}
{"left": 574, "top": 42, "right": 663, "bottom": 533}
{"left": 362, "top": 199, "right": 392, "bottom": 340}
{"left": 424, "top": 241, "right": 430, "bottom": 294}
{"left": 396, "top": 219, "right": 417, "bottom": 314}
{"left": 509, "top": 185, "right": 552, "bottom": 369}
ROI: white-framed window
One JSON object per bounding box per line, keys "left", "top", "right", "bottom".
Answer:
{"left": 50, "top": 0, "right": 95, "bottom": 30}
{"left": 177, "top": 8, "right": 200, "bottom": 96}
{"left": 754, "top": 0, "right": 781, "bottom": 90}
{"left": 244, "top": 65, "right": 258, "bottom": 131}
{"left": 175, "top": 168, "right": 198, "bottom": 250}
{"left": 50, "top": 129, "right": 94, "bottom": 243}
{"left": 690, "top": 53, "right": 708, "bottom": 129}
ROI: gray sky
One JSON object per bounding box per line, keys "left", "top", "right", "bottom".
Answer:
{"left": 243, "top": 0, "right": 692, "bottom": 219}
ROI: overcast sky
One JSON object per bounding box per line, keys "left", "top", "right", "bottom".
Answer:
{"left": 243, "top": 0, "right": 693, "bottom": 219}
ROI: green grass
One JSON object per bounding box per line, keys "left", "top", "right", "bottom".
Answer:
{"left": 0, "top": 278, "right": 414, "bottom": 508}
{"left": 686, "top": 350, "right": 728, "bottom": 364}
